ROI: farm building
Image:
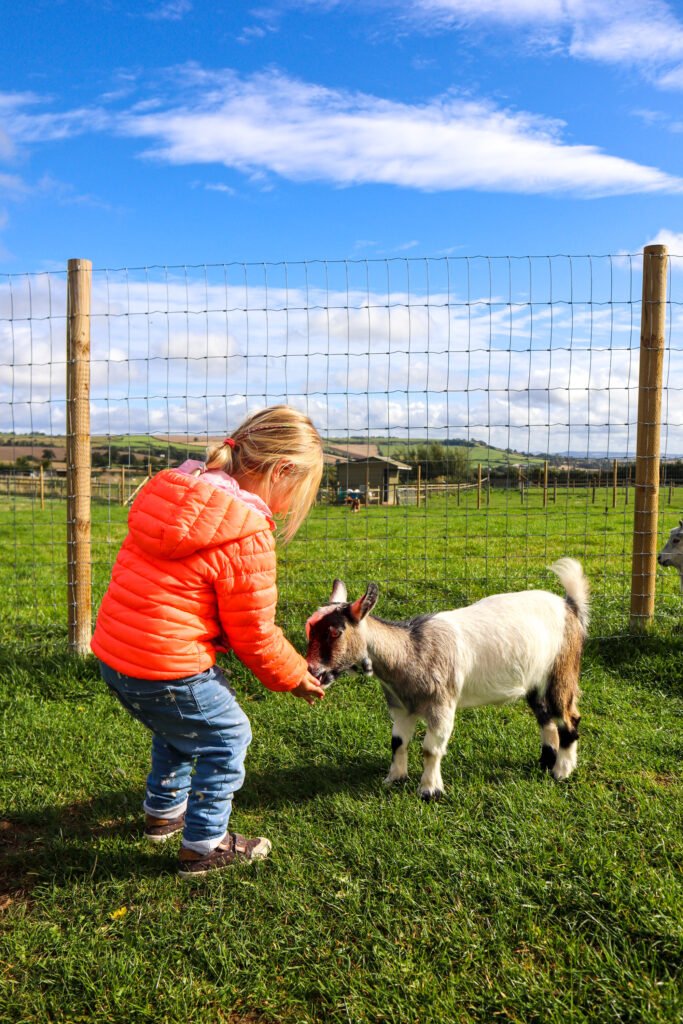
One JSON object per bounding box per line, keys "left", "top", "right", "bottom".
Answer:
{"left": 335, "top": 454, "right": 411, "bottom": 505}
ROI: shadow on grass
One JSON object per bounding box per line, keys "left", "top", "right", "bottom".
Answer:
{"left": 238, "top": 755, "right": 385, "bottom": 809}
{"left": 0, "top": 626, "right": 102, "bottom": 702}
{"left": 0, "top": 788, "right": 160, "bottom": 899}
{"left": 588, "top": 633, "right": 683, "bottom": 697}
{"left": 0, "top": 756, "right": 384, "bottom": 897}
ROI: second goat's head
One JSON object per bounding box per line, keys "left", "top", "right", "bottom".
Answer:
{"left": 658, "top": 519, "right": 683, "bottom": 571}
{"left": 305, "top": 579, "right": 379, "bottom": 687}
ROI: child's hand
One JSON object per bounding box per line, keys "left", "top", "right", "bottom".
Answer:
{"left": 291, "top": 673, "right": 326, "bottom": 704}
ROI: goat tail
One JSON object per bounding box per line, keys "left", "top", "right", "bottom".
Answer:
{"left": 549, "top": 558, "right": 590, "bottom": 632}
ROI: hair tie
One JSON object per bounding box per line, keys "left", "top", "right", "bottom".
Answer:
{"left": 223, "top": 438, "right": 235, "bottom": 449}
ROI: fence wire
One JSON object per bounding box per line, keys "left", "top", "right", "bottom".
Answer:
{"left": 1, "top": 254, "right": 682, "bottom": 643}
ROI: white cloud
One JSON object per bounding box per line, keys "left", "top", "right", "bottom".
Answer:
{"left": 2, "top": 69, "right": 681, "bottom": 200}
{"left": 0, "top": 92, "right": 113, "bottom": 214}
{"left": 416, "top": 0, "right": 563, "bottom": 25}
{"left": 659, "top": 64, "right": 683, "bottom": 88}
{"left": 568, "top": 1, "right": 683, "bottom": 66}
{"left": 6, "top": 105, "right": 110, "bottom": 144}
{"left": 203, "top": 182, "right": 237, "bottom": 195}
{"left": 2, "top": 260, "right": 681, "bottom": 455}
{"left": 0, "top": 173, "right": 29, "bottom": 199}
{"left": 416, "top": 0, "right": 683, "bottom": 66}
{"left": 646, "top": 230, "right": 683, "bottom": 269}
{"left": 145, "top": 0, "right": 192, "bottom": 21}
{"left": 117, "top": 69, "right": 683, "bottom": 197}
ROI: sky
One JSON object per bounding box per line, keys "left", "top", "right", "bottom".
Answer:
{"left": 1, "top": 0, "right": 683, "bottom": 270}
{"left": 1, "top": 1, "right": 682, "bottom": 453}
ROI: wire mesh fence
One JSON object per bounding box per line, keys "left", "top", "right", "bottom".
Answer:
{"left": 1, "top": 251, "right": 681, "bottom": 647}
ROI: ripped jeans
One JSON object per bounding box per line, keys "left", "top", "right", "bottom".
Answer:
{"left": 99, "top": 661, "right": 252, "bottom": 854}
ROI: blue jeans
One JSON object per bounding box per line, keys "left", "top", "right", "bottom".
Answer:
{"left": 99, "top": 661, "right": 252, "bottom": 853}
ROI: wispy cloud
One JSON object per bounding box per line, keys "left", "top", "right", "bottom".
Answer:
{"left": 3, "top": 262, "right": 681, "bottom": 454}
{"left": 0, "top": 93, "right": 113, "bottom": 209}
{"left": 659, "top": 64, "right": 683, "bottom": 88}
{"left": 0, "top": 173, "right": 31, "bottom": 200}
{"left": 647, "top": 228, "right": 683, "bottom": 254}
{"left": 411, "top": 0, "right": 683, "bottom": 85}
{"left": 203, "top": 182, "right": 237, "bottom": 195}
{"left": 2, "top": 91, "right": 110, "bottom": 145}
{"left": 117, "top": 68, "right": 683, "bottom": 197}
{"left": 631, "top": 107, "right": 683, "bottom": 132}
{"left": 246, "top": 1, "right": 683, "bottom": 86}
{"left": 145, "top": 0, "right": 192, "bottom": 21}
{"left": 3, "top": 68, "right": 682, "bottom": 204}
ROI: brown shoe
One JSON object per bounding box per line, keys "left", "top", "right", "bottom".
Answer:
{"left": 143, "top": 812, "right": 186, "bottom": 843}
{"left": 177, "top": 832, "right": 272, "bottom": 878}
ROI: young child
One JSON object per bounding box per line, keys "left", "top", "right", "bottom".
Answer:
{"left": 91, "top": 405, "right": 326, "bottom": 878}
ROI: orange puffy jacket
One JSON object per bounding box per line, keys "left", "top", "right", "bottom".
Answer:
{"left": 90, "top": 466, "right": 308, "bottom": 690}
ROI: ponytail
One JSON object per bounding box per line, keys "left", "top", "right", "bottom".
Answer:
{"left": 205, "top": 407, "right": 323, "bottom": 542}
{"left": 205, "top": 437, "right": 236, "bottom": 474}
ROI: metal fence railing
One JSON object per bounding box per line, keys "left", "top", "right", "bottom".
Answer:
{"left": 1, "top": 247, "right": 681, "bottom": 649}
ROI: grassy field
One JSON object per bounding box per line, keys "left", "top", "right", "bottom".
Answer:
{"left": 0, "top": 431, "right": 551, "bottom": 471}
{"left": 1, "top": 491, "right": 682, "bottom": 1023}
{"left": 374, "top": 439, "right": 548, "bottom": 469}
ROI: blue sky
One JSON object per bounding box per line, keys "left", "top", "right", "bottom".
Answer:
{"left": 2, "top": 0, "right": 683, "bottom": 272}
{"left": 2, "top": 1, "right": 682, "bottom": 455}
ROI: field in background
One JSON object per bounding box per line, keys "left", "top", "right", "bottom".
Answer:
{"left": 2, "top": 485, "right": 682, "bottom": 636}
{"left": 1, "top": 492, "right": 682, "bottom": 1023}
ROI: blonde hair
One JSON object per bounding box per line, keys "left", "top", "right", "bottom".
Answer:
{"left": 205, "top": 405, "right": 323, "bottom": 542}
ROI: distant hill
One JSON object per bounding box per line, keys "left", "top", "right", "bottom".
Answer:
{"left": 2, "top": 431, "right": 680, "bottom": 471}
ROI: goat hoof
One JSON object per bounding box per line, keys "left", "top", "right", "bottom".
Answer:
{"left": 420, "top": 788, "right": 443, "bottom": 802}
{"left": 539, "top": 745, "right": 557, "bottom": 771}
{"left": 383, "top": 774, "right": 408, "bottom": 787}
{"left": 552, "top": 745, "right": 578, "bottom": 781}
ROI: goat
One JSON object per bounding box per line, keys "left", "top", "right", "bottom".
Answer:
{"left": 305, "top": 559, "right": 589, "bottom": 800}
{"left": 658, "top": 519, "right": 683, "bottom": 593}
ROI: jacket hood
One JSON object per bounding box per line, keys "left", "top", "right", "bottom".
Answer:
{"left": 127, "top": 467, "right": 274, "bottom": 560}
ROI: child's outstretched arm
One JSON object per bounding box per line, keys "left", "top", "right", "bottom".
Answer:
{"left": 290, "top": 673, "right": 326, "bottom": 704}
{"left": 216, "top": 532, "right": 324, "bottom": 697}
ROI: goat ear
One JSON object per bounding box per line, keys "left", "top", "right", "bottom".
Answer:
{"left": 679, "top": 519, "right": 683, "bottom": 528}
{"left": 349, "top": 582, "right": 379, "bottom": 622}
{"left": 330, "top": 579, "right": 347, "bottom": 603}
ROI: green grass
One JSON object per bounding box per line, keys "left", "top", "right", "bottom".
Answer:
{"left": 1, "top": 491, "right": 682, "bottom": 1023}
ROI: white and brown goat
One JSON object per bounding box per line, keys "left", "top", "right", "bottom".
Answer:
{"left": 658, "top": 519, "right": 683, "bottom": 593}
{"left": 306, "top": 559, "right": 590, "bottom": 800}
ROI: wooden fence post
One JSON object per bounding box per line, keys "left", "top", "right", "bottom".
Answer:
{"left": 630, "top": 245, "right": 668, "bottom": 630}
{"left": 66, "top": 258, "right": 92, "bottom": 655}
